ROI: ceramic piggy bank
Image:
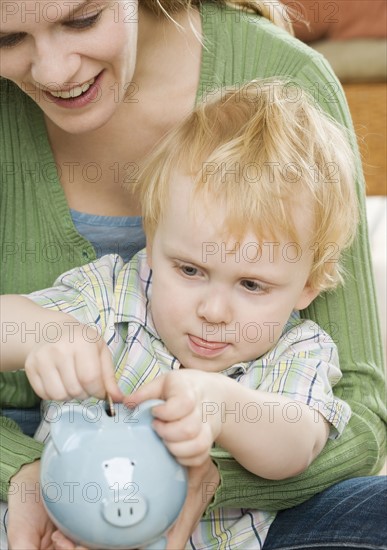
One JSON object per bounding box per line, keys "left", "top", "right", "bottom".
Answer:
{"left": 40, "top": 400, "right": 188, "bottom": 549}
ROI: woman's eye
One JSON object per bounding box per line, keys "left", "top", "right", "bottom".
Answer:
{"left": 0, "top": 11, "right": 102, "bottom": 48}
{"left": 0, "top": 10, "right": 101, "bottom": 49}
{"left": 66, "top": 10, "right": 102, "bottom": 29}
{"left": 241, "top": 280, "right": 266, "bottom": 293}
{"left": 0, "top": 33, "right": 26, "bottom": 49}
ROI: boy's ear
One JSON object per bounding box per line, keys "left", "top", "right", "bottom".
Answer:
{"left": 294, "top": 285, "right": 320, "bottom": 311}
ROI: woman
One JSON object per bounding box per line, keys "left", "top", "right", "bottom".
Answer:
{"left": 1, "top": 1, "right": 385, "bottom": 549}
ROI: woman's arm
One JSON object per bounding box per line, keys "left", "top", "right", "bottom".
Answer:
{"left": 0, "top": 416, "right": 43, "bottom": 501}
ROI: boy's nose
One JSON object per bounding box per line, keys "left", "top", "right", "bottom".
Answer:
{"left": 197, "top": 289, "right": 232, "bottom": 325}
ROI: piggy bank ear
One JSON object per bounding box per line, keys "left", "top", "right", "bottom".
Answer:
{"left": 135, "top": 399, "right": 165, "bottom": 426}
{"left": 46, "top": 401, "right": 102, "bottom": 452}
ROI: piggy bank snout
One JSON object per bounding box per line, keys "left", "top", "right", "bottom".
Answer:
{"left": 102, "top": 495, "right": 147, "bottom": 527}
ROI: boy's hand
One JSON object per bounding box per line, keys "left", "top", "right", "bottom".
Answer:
{"left": 24, "top": 324, "right": 122, "bottom": 402}
{"left": 127, "top": 370, "right": 223, "bottom": 467}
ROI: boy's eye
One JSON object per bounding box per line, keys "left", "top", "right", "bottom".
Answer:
{"left": 180, "top": 265, "right": 198, "bottom": 277}
{"left": 0, "top": 33, "right": 27, "bottom": 49}
{"left": 241, "top": 280, "right": 267, "bottom": 293}
{"left": 65, "top": 10, "right": 102, "bottom": 29}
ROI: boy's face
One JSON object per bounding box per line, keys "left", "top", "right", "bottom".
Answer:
{"left": 147, "top": 175, "right": 318, "bottom": 372}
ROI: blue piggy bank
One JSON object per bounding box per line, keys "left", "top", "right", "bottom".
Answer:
{"left": 40, "top": 400, "right": 188, "bottom": 549}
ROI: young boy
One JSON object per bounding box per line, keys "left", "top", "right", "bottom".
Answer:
{"left": 1, "top": 80, "right": 358, "bottom": 549}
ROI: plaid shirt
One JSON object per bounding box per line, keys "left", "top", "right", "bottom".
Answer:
{"left": 29, "top": 251, "right": 350, "bottom": 549}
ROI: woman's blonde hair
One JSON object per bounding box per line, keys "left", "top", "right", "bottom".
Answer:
{"left": 137, "top": 79, "right": 358, "bottom": 292}
{"left": 141, "top": 1, "right": 294, "bottom": 34}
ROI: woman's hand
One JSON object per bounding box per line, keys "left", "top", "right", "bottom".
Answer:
{"left": 50, "top": 530, "right": 87, "bottom": 550}
{"left": 7, "top": 460, "right": 56, "bottom": 549}
{"left": 127, "top": 370, "right": 224, "bottom": 467}
{"left": 8, "top": 462, "right": 88, "bottom": 550}
{"left": 166, "top": 458, "right": 220, "bottom": 550}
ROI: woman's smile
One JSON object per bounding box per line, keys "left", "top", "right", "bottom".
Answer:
{"left": 42, "top": 71, "right": 104, "bottom": 108}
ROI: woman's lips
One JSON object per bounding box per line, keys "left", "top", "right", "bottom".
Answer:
{"left": 188, "top": 334, "right": 229, "bottom": 357}
{"left": 42, "top": 71, "right": 103, "bottom": 108}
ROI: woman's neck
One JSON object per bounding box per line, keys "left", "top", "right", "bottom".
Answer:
{"left": 135, "top": 5, "right": 202, "bottom": 97}
{"left": 46, "top": 5, "right": 202, "bottom": 163}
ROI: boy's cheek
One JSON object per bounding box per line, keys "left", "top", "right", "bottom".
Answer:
{"left": 145, "top": 243, "right": 153, "bottom": 269}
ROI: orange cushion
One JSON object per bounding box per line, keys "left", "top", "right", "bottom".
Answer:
{"left": 281, "top": 0, "right": 387, "bottom": 43}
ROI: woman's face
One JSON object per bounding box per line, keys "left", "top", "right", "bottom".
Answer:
{"left": 0, "top": 0, "right": 139, "bottom": 133}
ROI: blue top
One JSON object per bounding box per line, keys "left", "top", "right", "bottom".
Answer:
{"left": 70, "top": 209, "right": 146, "bottom": 263}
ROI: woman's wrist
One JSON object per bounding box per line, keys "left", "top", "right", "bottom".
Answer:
{"left": 10, "top": 459, "right": 41, "bottom": 493}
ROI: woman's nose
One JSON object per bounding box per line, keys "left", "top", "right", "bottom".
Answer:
{"left": 30, "top": 36, "right": 81, "bottom": 88}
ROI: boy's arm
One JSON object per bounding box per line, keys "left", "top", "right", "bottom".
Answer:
{"left": 1, "top": 294, "right": 120, "bottom": 401}
{"left": 132, "top": 371, "right": 329, "bottom": 479}
{"left": 1, "top": 255, "right": 130, "bottom": 402}
{"left": 130, "top": 319, "right": 352, "bottom": 508}
{"left": 1, "top": 295, "right": 81, "bottom": 371}
{"left": 211, "top": 377, "right": 329, "bottom": 479}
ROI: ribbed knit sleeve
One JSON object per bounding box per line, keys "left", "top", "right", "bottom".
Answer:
{"left": 198, "top": 4, "right": 386, "bottom": 512}
{"left": 0, "top": 417, "right": 43, "bottom": 501}
{"left": 0, "top": 79, "right": 96, "bottom": 297}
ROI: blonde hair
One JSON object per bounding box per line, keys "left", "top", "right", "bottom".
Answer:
{"left": 141, "top": 0, "right": 294, "bottom": 34}
{"left": 138, "top": 80, "right": 358, "bottom": 292}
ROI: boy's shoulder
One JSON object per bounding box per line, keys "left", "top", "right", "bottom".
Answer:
{"left": 24, "top": 251, "right": 152, "bottom": 331}
{"left": 53, "top": 250, "right": 149, "bottom": 290}
{"left": 267, "top": 312, "right": 339, "bottom": 364}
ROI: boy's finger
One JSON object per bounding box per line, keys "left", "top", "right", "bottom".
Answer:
{"left": 41, "top": 364, "right": 76, "bottom": 401}
{"left": 100, "top": 343, "right": 123, "bottom": 401}
{"left": 57, "top": 362, "right": 87, "bottom": 399}
{"left": 151, "top": 393, "right": 193, "bottom": 421}
{"left": 72, "top": 344, "right": 111, "bottom": 399}
{"left": 127, "top": 375, "right": 194, "bottom": 421}
{"left": 125, "top": 374, "right": 167, "bottom": 407}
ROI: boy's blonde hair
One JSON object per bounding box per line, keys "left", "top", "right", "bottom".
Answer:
{"left": 138, "top": 80, "right": 358, "bottom": 292}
